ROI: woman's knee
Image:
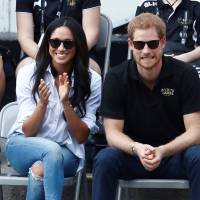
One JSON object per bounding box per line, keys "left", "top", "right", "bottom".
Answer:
{"left": 43, "top": 141, "right": 64, "bottom": 163}
{"left": 31, "top": 161, "right": 44, "bottom": 178}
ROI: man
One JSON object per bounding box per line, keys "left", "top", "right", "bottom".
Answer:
{"left": 92, "top": 13, "right": 200, "bottom": 200}
{"left": 135, "top": 0, "right": 200, "bottom": 65}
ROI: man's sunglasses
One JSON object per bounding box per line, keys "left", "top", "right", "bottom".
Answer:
{"left": 132, "top": 40, "right": 160, "bottom": 50}
{"left": 49, "top": 38, "right": 75, "bottom": 49}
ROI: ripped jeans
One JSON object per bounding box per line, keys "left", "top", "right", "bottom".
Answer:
{"left": 5, "top": 133, "right": 79, "bottom": 200}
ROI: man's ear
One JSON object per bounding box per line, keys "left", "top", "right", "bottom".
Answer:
{"left": 160, "top": 36, "right": 166, "bottom": 48}
{"left": 128, "top": 38, "right": 133, "bottom": 50}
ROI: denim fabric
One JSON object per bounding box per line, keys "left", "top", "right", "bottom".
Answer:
{"left": 6, "top": 134, "right": 79, "bottom": 200}
{"left": 92, "top": 146, "right": 200, "bottom": 200}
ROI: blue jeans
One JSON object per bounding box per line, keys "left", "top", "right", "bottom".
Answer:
{"left": 6, "top": 134, "right": 79, "bottom": 200}
{"left": 92, "top": 146, "right": 200, "bottom": 200}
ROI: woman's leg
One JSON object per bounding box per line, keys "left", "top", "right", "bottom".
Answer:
{"left": 27, "top": 161, "right": 44, "bottom": 200}
{"left": 6, "top": 134, "right": 65, "bottom": 200}
{"left": 61, "top": 146, "right": 79, "bottom": 177}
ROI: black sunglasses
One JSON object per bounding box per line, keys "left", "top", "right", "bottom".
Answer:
{"left": 49, "top": 38, "right": 75, "bottom": 49}
{"left": 132, "top": 40, "right": 160, "bottom": 50}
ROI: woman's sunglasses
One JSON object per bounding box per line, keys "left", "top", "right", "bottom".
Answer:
{"left": 49, "top": 38, "right": 75, "bottom": 49}
{"left": 132, "top": 40, "right": 160, "bottom": 50}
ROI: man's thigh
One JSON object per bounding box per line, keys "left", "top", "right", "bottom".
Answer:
{"left": 94, "top": 147, "right": 196, "bottom": 180}
{"left": 94, "top": 147, "right": 154, "bottom": 180}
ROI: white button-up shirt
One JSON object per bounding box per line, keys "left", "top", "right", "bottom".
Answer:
{"left": 9, "top": 63, "right": 102, "bottom": 171}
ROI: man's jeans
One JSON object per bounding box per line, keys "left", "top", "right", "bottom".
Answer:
{"left": 5, "top": 134, "right": 79, "bottom": 200}
{"left": 92, "top": 146, "right": 200, "bottom": 200}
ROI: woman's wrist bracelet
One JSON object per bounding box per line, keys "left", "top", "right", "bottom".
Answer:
{"left": 63, "top": 101, "right": 72, "bottom": 111}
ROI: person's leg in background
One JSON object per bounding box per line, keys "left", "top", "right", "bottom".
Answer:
{"left": 89, "top": 58, "right": 101, "bottom": 75}
{"left": 15, "top": 57, "right": 34, "bottom": 76}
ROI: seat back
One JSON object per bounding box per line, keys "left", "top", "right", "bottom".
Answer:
{"left": 96, "top": 14, "right": 113, "bottom": 80}
{"left": 0, "top": 101, "right": 18, "bottom": 138}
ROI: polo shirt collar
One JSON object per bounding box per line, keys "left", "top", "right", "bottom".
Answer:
{"left": 158, "top": 56, "right": 173, "bottom": 79}
{"left": 130, "top": 56, "right": 173, "bottom": 82}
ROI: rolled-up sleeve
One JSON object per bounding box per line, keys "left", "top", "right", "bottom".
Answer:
{"left": 81, "top": 70, "right": 101, "bottom": 134}
{"left": 16, "top": 64, "right": 37, "bottom": 126}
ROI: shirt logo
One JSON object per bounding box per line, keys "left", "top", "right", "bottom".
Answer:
{"left": 161, "top": 88, "right": 175, "bottom": 96}
{"left": 144, "top": 1, "right": 158, "bottom": 8}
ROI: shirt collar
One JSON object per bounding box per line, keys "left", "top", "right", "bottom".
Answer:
{"left": 129, "top": 56, "right": 173, "bottom": 82}
{"left": 46, "top": 64, "right": 75, "bottom": 87}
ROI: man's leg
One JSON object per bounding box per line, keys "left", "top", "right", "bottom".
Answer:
{"left": 92, "top": 147, "right": 152, "bottom": 200}
{"left": 183, "top": 145, "right": 200, "bottom": 200}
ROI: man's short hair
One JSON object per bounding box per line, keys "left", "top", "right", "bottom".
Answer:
{"left": 128, "top": 13, "right": 166, "bottom": 40}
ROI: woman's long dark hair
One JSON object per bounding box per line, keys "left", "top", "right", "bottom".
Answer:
{"left": 32, "top": 17, "right": 91, "bottom": 117}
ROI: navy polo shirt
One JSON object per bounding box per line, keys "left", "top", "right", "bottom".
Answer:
{"left": 135, "top": 0, "right": 200, "bottom": 50}
{"left": 100, "top": 57, "right": 200, "bottom": 146}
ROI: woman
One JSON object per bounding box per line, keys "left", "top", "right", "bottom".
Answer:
{"left": 6, "top": 17, "right": 101, "bottom": 199}
{"left": 16, "top": 0, "right": 101, "bottom": 74}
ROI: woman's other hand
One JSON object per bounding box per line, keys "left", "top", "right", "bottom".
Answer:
{"left": 38, "top": 79, "right": 51, "bottom": 106}
{"left": 58, "top": 73, "right": 70, "bottom": 102}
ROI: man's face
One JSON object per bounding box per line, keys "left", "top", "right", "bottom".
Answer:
{"left": 129, "top": 27, "right": 166, "bottom": 83}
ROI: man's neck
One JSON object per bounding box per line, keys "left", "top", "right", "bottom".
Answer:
{"left": 141, "top": 77, "right": 157, "bottom": 90}
{"left": 137, "top": 67, "right": 162, "bottom": 90}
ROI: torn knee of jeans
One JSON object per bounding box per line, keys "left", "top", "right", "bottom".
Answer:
{"left": 29, "top": 161, "right": 43, "bottom": 181}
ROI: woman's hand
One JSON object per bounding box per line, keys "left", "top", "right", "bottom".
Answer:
{"left": 38, "top": 79, "right": 51, "bottom": 107}
{"left": 58, "top": 73, "right": 70, "bottom": 102}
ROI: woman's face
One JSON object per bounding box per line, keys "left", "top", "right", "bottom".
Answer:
{"left": 49, "top": 26, "right": 76, "bottom": 68}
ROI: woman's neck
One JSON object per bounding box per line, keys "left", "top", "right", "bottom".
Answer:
{"left": 51, "top": 61, "right": 73, "bottom": 76}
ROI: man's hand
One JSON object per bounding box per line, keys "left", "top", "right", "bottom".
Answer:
{"left": 58, "top": 73, "right": 70, "bottom": 102}
{"left": 38, "top": 79, "right": 51, "bottom": 107}
{"left": 142, "top": 146, "right": 164, "bottom": 171}
{"left": 135, "top": 143, "right": 164, "bottom": 171}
